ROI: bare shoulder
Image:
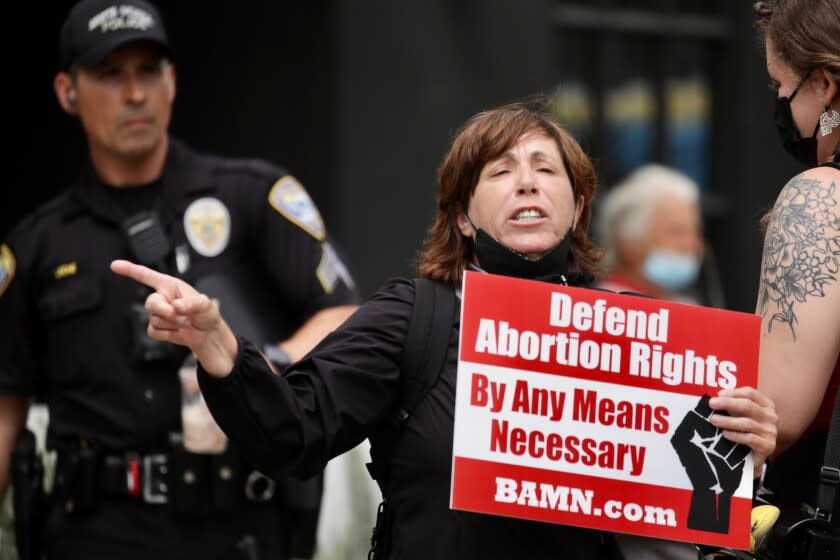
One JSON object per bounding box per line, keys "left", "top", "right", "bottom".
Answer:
{"left": 770, "top": 167, "right": 840, "bottom": 224}
{"left": 778, "top": 165, "right": 840, "bottom": 197}
{"left": 801, "top": 164, "right": 840, "bottom": 183}
{"left": 757, "top": 168, "right": 840, "bottom": 339}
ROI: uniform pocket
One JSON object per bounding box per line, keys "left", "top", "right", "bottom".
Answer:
{"left": 38, "top": 275, "right": 103, "bottom": 321}
{"left": 36, "top": 275, "right": 106, "bottom": 390}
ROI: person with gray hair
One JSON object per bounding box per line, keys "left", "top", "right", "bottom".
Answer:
{"left": 596, "top": 164, "right": 709, "bottom": 559}
{"left": 596, "top": 163, "right": 705, "bottom": 304}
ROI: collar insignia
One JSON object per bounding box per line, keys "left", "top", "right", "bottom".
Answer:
{"left": 54, "top": 262, "right": 78, "bottom": 280}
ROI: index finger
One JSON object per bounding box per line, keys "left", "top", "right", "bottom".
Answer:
{"left": 718, "top": 386, "right": 773, "bottom": 408}
{"left": 111, "top": 259, "right": 171, "bottom": 291}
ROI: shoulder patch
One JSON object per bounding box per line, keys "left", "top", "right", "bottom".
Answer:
{"left": 268, "top": 176, "right": 325, "bottom": 240}
{"left": 183, "top": 197, "right": 231, "bottom": 257}
{"left": 0, "top": 244, "right": 16, "bottom": 297}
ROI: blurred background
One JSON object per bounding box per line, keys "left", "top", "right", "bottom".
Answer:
{"left": 6, "top": 0, "right": 807, "bottom": 313}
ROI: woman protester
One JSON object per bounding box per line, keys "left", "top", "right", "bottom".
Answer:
{"left": 753, "top": 0, "right": 840, "bottom": 518}
{"left": 112, "top": 100, "right": 777, "bottom": 559}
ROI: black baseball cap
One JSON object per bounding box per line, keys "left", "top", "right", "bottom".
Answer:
{"left": 59, "top": 0, "right": 170, "bottom": 70}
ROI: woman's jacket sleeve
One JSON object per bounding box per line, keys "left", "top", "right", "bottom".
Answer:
{"left": 197, "top": 278, "right": 415, "bottom": 478}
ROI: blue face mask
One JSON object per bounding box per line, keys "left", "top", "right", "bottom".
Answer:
{"left": 642, "top": 250, "right": 701, "bottom": 292}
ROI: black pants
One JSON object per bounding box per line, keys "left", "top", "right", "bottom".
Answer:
{"left": 43, "top": 498, "right": 290, "bottom": 560}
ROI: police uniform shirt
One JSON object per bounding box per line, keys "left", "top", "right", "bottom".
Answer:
{"left": 0, "top": 138, "right": 359, "bottom": 451}
{"left": 197, "top": 278, "right": 608, "bottom": 560}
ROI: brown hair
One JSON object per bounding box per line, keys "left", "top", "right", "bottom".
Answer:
{"left": 754, "top": 1, "right": 840, "bottom": 226}
{"left": 754, "top": 1, "right": 840, "bottom": 83}
{"left": 416, "top": 98, "right": 601, "bottom": 286}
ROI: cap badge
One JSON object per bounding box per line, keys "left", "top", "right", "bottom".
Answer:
{"left": 88, "top": 5, "right": 154, "bottom": 34}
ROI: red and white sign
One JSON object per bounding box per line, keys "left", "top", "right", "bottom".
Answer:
{"left": 451, "top": 271, "right": 759, "bottom": 549}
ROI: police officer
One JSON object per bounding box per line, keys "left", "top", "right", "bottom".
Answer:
{"left": 0, "top": 0, "right": 358, "bottom": 558}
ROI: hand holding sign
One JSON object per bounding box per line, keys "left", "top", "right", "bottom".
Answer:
{"left": 671, "top": 394, "right": 748, "bottom": 533}
{"left": 110, "top": 259, "right": 238, "bottom": 377}
{"left": 707, "top": 387, "right": 778, "bottom": 479}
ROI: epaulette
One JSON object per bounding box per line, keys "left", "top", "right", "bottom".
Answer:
{"left": 6, "top": 190, "right": 77, "bottom": 238}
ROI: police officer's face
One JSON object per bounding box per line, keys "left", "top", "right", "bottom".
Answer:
{"left": 71, "top": 42, "right": 175, "bottom": 160}
{"left": 457, "top": 132, "right": 582, "bottom": 260}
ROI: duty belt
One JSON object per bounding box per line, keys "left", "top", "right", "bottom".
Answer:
{"left": 101, "top": 452, "right": 172, "bottom": 504}
{"left": 99, "top": 451, "right": 277, "bottom": 506}
{"left": 55, "top": 447, "right": 277, "bottom": 513}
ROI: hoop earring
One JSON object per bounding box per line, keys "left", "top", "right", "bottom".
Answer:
{"left": 820, "top": 107, "right": 840, "bottom": 137}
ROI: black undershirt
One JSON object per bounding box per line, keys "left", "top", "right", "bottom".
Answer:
{"left": 102, "top": 181, "right": 162, "bottom": 217}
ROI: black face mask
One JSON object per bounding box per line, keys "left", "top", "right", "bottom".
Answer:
{"left": 472, "top": 226, "right": 574, "bottom": 281}
{"left": 774, "top": 77, "right": 821, "bottom": 167}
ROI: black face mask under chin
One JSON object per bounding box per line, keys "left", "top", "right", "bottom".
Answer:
{"left": 472, "top": 227, "right": 573, "bottom": 280}
{"left": 774, "top": 79, "right": 821, "bottom": 167}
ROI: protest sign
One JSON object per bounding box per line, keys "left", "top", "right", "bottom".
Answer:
{"left": 451, "top": 270, "right": 759, "bottom": 549}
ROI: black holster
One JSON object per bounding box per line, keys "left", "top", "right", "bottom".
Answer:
{"left": 10, "top": 428, "right": 45, "bottom": 560}
{"left": 368, "top": 498, "right": 393, "bottom": 560}
{"left": 168, "top": 433, "right": 249, "bottom": 516}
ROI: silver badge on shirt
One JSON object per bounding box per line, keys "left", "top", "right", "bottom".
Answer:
{"left": 183, "top": 197, "right": 231, "bottom": 257}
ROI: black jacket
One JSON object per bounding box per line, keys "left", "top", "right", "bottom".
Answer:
{"left": 199, "top": 276, "right": 618, "bottom": 559}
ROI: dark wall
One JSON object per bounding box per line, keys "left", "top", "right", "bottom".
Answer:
{"left": 164, "top": 2, "right": 338, "bottom": 212}
{"left": 712, "top": 1, "right": 805, "bottom": 311}
{"left": 7, "top": 1, "right": 800, "bottom": 309}
{"left": 331, "top": 0, "right": 554, "bottom": 294}
{"left": 7, "top": 1, "right": 85, "bottom": 242}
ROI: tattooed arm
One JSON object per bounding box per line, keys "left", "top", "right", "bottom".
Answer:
{"left": 756, "top": 166, "right": 840, "bottom": 452}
